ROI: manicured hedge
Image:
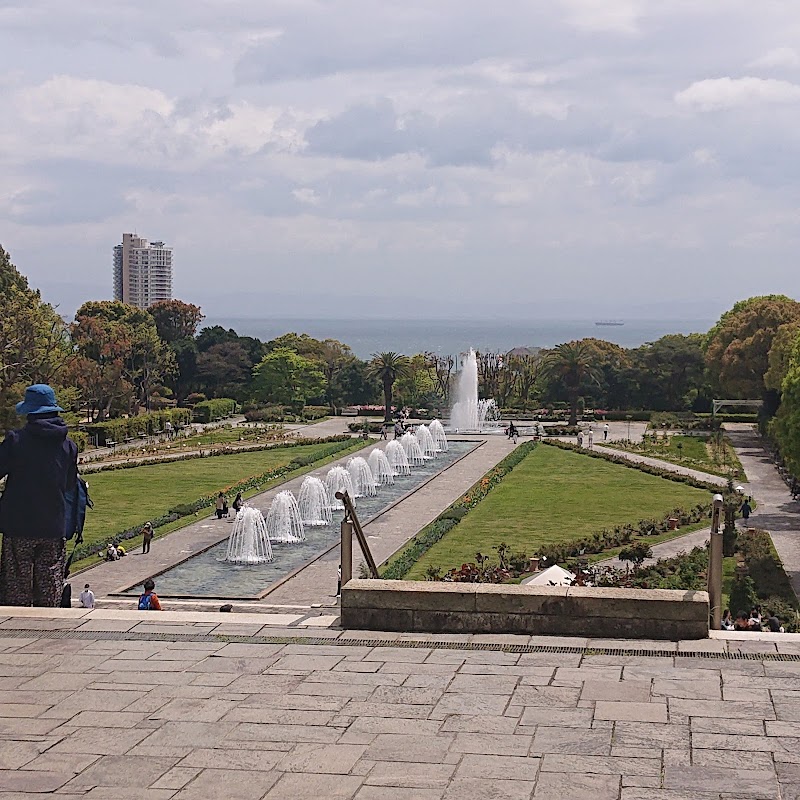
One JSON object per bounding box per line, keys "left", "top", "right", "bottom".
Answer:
{"left": 193, "top": 398, "right": 237, "bottom": 422}
{"left": 69, "top": 431, "right": 89, "bottom": 453}
{"left": 81, "top": 435, "right": 352, "bottom": 475}
{"left": 84, "top": 409, "right": 192, "bottom": 446}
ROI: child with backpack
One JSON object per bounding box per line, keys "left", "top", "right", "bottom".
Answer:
{"left": 138, "top": 579, "right": 162, "bottom": 611}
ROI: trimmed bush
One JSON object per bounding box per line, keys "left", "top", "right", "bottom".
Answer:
{"left": 84, "top": 409, "right": 192, "bottom": 447}
{"left": 69, "top": 430, "right": 89, "bottom": 453}
{"left": 193, "top": 398, "right": 237, "bottom": 422}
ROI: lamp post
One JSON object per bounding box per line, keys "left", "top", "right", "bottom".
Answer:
{"left": 707, "top": 493, "right": 724, "bottom": 631}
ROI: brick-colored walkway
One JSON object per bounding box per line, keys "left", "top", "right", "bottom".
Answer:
{"left": 0, "top": 609, "right": 798, "bottom": 799}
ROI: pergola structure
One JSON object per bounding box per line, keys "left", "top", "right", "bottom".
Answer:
{"left": 712, "top": 399, "right": 763, "bottom": 418}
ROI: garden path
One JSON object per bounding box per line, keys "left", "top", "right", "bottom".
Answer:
{"left": 596, "top": 526, "right": 712, "bottom": 570}
{"left": 725, "top": 424, "right": 800, "bottom": 598}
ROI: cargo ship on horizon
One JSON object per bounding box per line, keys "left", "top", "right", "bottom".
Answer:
{"left": 595, "top": 320, "right": 625, "bottom": 326}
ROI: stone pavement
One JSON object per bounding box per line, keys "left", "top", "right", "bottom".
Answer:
{"left": 0, "top": 608, "right": 799, "bottom": 799}
{"left": 726, "top": 424, "right": 800, "bottom": 598}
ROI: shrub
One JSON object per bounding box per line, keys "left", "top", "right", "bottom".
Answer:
{"left": 183, "top": 393, "right": 207, "bottom": 406}
{"left": 69, "top": 430, "right": 89, "bottom": 453}
{"left": 303, "top": 406, "right": 329, "bottom": 420}
{"left": 193, "top": 398, "right": 237, "bottom": 423}
{"left": 84, "top": 409, "right": 193, "bottom": 446}
{"left": 245, "top": 406, "right": 287, "bottom": 423}
{"left": 729, "top": 575, "right": 759, "bottom": 616}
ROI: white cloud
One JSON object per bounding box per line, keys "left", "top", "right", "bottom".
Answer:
{"left": 747, "top": 47, "right": 800, "bottom": 70}
{"left": 560, "top": 0, "right": 642, "bottom": 33}
{"left": 675, "top": 76, "right": 800, "bottom": 111}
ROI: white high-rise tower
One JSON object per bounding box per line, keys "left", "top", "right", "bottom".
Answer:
{"left": 113, "top": 233, "right": 173, "bottom": 309}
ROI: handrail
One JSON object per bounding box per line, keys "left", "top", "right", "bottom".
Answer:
{"left": 335, "top": 490, "right": 380, "bottom": 578}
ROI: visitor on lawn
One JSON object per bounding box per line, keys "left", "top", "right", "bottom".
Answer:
{"left": 0, "top": 384, "right": 79, "bottom": 607}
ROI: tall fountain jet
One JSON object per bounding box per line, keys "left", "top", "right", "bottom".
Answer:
{"left": 450, "top": 348, "right": 498, "bottom": 432}
{"left": 225, "top": 507, "right": 274, "bottom": 563}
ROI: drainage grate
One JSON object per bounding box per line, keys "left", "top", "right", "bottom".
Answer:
{"left": 2, "top": 627, "right": 799, "bottom": 661}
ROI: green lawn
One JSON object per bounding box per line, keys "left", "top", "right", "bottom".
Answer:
{"left": 406, "top": 444, "right": 710, "bottom": 578}
{"left": 82, "top": 440, "right": 362, "bottom": 549}
{"left": 604, "top": 434, "right": 745, "bottom": 479}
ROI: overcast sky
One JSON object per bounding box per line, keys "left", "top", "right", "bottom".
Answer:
{"left": 1, "top": 1, "right": 799, "bottom": 319}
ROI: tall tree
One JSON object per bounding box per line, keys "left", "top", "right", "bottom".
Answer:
{"left": 148, "top": 300, "right": 204, "bottom": 343}
{"left": 72, "top": 301, "right": 174, "bottom": 417}
{"left": 196, "top": 342, "right": 253, "bottom": 399}
{"left": 367, "top": 352, "right": 411, "bottom": 421}
{"left": 251, "top": 347, "right": 326, "bottom": 408}
{"left": 423, "top": 352, "right": 455, "bottom": 406}
{"left": 770, "top": 328, "right": 800, "bottom": 475}
{"left": 631, "top": 334, "right": 707, "bottom": 411}
{"left": 705, "top": 295, "right": 800, "bottom": 397}
{"left": 0, "top": 246, "right": 72, "bottom": 432}
{"left": 542, "top": 341, "right": 603, "bottom": 425}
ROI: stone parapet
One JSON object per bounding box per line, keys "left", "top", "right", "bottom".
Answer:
{"left": 340, "top": 579, "right": 709, "bottom": 640}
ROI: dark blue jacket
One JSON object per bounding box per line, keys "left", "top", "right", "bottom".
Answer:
{"left": 0, "top": 415, "right": 78, "bottom": 540}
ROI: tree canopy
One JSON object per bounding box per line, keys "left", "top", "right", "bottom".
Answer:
{"left": 705, "top": 295, "right": 800, "bottom": 398}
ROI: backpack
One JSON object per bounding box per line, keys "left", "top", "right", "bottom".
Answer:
{"left": 138, "top": 593, "right": 153, "bottom": 611}
{"left": 65, "top": 477, "right": 92, "bottom": 542}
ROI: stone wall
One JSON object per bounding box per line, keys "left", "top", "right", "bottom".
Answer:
{"left": 340, "top": 580, "right": 710, "bottom": 640}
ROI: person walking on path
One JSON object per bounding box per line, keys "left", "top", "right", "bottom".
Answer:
{"left": 215, "top": 493, "right": 226, "bottom": 520}
{"left": 577, "top": 430, "right": 584, "bottom": 447}
{"left": 141, "top": 522, "right": 154, "bottom": 554}
{"left": 740, "top": 498, "right": 752, "bottom": 525}
{"left": 137, "top": 578, "right": 162, "bottom": 610}
{"left": 0, "top": 384, "right": 78, "bottom": 607}
{"left": 232, "top": 492, "right": 243, "bottom": 514}
{"left": 79, "top": 583, "right": 95, "bottom": 608}
{"left": 603, "top": 423, "right": 609, "bottom": 442}
{"left": 587, "top": 428, "right": 594, "bottom": 448}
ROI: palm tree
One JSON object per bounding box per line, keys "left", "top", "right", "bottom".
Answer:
{"left": 367, "top": 352, "right": 411, "bottom": 422}
{"left": 543, "top": 342, "right": 602, "bottom": 426}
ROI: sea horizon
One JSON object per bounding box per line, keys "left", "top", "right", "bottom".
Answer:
{"left": 201, "top": 316, "right": 716, "bottom": 361}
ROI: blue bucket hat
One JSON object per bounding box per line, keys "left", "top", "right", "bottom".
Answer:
{"left": 16, "top": 384, "right": 64, "bottom": 416}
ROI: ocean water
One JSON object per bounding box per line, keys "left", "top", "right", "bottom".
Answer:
{"left": 203, "top": 317, "right": 715, "bottom": 361}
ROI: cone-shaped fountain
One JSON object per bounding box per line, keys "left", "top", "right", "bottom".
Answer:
{"left": 368, "top": 448, "right": 395, "bottom": 486}
{"left": 429, "top": 419, "right": 448, "bottom": 452}
{"left": 348, "top": 457, "right": 377, "bottom": 497}
{"left": 298, "top": 476, "right": 332, "bottom": 527}
{"left": 415, "top": 424, "right": 437, "bottom": 458}
{"left": 265, "top": 491, "right": 306, "bottom": 543}
{"left": 225, "top": 506, "right": 274, "bottom": 563}
{"left": 401, "top": 431, "right": 427, "bottom": 465}
{"left": 385, "top": 440, "right": 411, "bottom": 475}
{"left": 326, "top": 466, "right": 356, "bottom": 509}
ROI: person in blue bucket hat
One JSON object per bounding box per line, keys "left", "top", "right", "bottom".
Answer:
{"left": 0, "top": 384, "right": 78, "bottom": 606}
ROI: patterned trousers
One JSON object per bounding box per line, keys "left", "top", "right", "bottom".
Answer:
{"left": 0, "top": 537, "right": 66, "bottom": 607}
